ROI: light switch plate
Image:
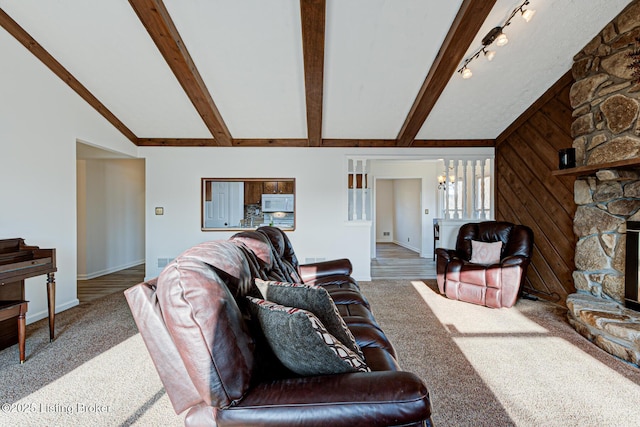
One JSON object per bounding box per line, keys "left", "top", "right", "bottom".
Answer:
{"left": 155, "top": 207, "right": 164, "bottom": 215}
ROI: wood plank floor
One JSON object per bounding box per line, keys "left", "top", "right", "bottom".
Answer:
{"left": 77, "top": 264, "right": 145, "bottom": 304}
{"left": 76, "top": 244, "right": 434, "bottom": 303}
{"left": 371, "top": 243, "right": 436, "bottom": 280}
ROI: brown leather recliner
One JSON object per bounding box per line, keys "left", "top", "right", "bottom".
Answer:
{"left": 435, "top": 221, "right": 533, "bottom": 308}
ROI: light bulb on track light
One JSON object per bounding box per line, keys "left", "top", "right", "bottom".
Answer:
{"left": 495, "top": 32, "right": 508, "bottom": 47}
{"left": 521, "top": 8, "right": 536, "bottom": 22}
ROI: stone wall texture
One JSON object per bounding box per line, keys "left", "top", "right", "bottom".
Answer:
{"left": 571, "top": 1, "right": 640, "bottom": 305}
{"left": 569, "top": 1, "right": 640, "bottom": 366}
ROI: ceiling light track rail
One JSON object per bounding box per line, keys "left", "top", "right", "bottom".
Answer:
{"left": 457, "top": 0, "right": 536, "bottom": 79}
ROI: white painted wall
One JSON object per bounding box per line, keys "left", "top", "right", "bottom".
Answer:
{"left": 375, "top": 180, "right": 393, "bottom": 242}
{"left": 142, "top": 148, "right": 493, "bottom": 280}
{"left": 392, "top": 179, "right": 421, "bottom": 253}
{"left": 0, "top": 29, "right": 137, "bottom": 323}
{"left": 77, "top": 159, "right": 145, "bottom": 279}
{"left": 141, "top": 146, "right": 374, "bottom": 280}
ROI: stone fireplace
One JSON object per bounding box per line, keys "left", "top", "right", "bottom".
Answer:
{"left": 565, "top": 1, "right": 640, "bottom": 366}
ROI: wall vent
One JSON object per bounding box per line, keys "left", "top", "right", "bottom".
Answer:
{"left": 157, "top": 258, "right": 173, "bottom": 268}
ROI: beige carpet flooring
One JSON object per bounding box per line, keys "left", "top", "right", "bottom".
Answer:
{"left": 0, "top": 280, "right": 639, "bottom": 426}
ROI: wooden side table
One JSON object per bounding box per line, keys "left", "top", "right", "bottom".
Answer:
{"left": 0, "top": 300, "right": 28, "bottom": 363}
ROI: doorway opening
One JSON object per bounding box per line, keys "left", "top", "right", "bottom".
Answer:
{"left": 76, "top": 141, "right": 145, "bottom": 303}
{"left": 372, "top": 177, "right": 434, "bottom": 280}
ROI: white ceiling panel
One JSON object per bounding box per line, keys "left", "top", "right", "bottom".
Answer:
{"left": 323, "top": 0, "right": 464, "bottom": 139}
{"left": 0, "top": 0, "right": 211, "bottom": 138}
{"left": 419, "top": 0, "right": 633, "bottom": 140}
{"left": 0, "top": 0, "right": 633, "bottom": 144}
{"left": 164, "top": 0, "right": 307, "bottom": 139}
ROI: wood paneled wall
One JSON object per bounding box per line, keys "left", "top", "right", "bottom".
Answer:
{"left": 495, "top": 71, "right": 576, "bottom": 305}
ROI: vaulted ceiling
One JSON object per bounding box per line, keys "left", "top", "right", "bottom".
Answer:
{"left": 0, "top": 0, "right": 632, "bottom": 147}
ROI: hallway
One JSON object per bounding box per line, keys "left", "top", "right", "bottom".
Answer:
{"left": 77, "top": 264, "right": 144, "bottom": 304}
{"left": 371, "top": 243, "right": 436, "bottom": 280}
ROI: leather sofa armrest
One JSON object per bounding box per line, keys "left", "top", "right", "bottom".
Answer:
{"left": 436, "top": 248, "right": 459, "bottom": 294}
{"left": 299, "top": 258, "right": 353, "bottom": 282}
{"left": 199, "top": 371, "right": 432, "bottom": 427}
{"left": 124, "top": 282, "right": 203, "bottom": 414}
{"left": 501, "top": 255, "right": 529, "bottom": 267}
{"left": 435, "top": 248, "right": 456, "bottom": 262}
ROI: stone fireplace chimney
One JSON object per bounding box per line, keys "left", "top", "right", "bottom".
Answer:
{"left": 566, "top": 0, "right": 640, "bottom": 367}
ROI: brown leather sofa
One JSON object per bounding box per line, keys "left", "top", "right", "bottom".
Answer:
{"left": 435, "top": 221, "right": 533, "bottom": 308}
{"left": 125, "top": 228, "right": 433, "bottom": 426}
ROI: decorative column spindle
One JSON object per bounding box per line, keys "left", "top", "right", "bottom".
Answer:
{"left": 361, "top": 160, "right": 367, "bottom": 220}
{"left": 350, "top": 159, "right": 357, "bottom": 220}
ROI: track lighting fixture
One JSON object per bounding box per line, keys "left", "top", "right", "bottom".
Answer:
{"left": 457, "top": 0, "right": 535, "bottom": 79}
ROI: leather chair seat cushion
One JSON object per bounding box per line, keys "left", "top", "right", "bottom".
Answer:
{"left": 457, "top": 262, "right": 501, "bottom": 288}
{"left": 247, "top": 297, "right": 369, "bottom": 376}
{"left": 445, "top": 280, "right": 486, "bottom": 307}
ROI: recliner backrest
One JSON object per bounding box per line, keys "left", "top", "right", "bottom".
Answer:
{"left": 456, "top": 221, "right": 532, "bottom": 261}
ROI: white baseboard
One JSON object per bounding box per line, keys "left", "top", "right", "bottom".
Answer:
{"left": 393, "top": 240, "right": 420, "bottom": 253}
{"left": 26, "top": 298, "right": 79, "bottom": 325}
{"left": 77, "top": 259, "right": 144, "bottom": 281}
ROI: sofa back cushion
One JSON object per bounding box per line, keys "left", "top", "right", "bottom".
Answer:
{"left": 155, "top": 241, "right": 255, "bottom": 409}
{"left": 259, "top": 226, "right": 301, "bottom": 270}
{"left": 258, "top": 226, "right": 303, "bottom": 283}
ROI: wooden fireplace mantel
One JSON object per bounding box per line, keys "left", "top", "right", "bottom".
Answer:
{"left": 552, "top": 157, "right": 640, "bottom": 177}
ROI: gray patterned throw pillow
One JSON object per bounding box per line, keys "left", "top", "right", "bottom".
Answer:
{"left": 255, "top": 279, "right": 364, "bottom": 359}
{"left": 247, "top": 296, "right": 369, "bottom": 376}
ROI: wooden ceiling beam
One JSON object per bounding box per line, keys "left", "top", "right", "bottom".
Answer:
{"left": 136, "top": 138, "right": 218, "bottom": 147}
{"left": 396, "top": 0, "right": 497, "bottom": 146}
{"left": 0, "top": 8, "right": 138, "bottom": 143}
{"left": 412, "top": 139, "right": 494, "bottom": 147}
{"left": 138, "top": 138, "right": 493, "bottom": 147}
{"left": 129, "top": 0, "right": 232, "bottom": 146}
{"left": 300, "top": 0, "right": 326, "bottom": 147}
